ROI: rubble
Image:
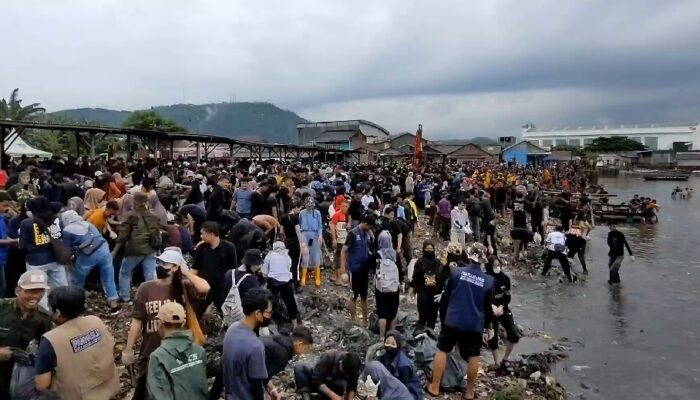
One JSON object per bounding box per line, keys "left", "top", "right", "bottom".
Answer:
{"left": 89, "top": 213, "right": 570, "bottom": 399}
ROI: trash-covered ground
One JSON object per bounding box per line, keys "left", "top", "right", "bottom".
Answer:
{"left": 92, "top": 214, "right": 570, "bottom": 399}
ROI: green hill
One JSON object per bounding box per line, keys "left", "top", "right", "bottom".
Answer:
{"left": 51, "top": 102, "right": 307, "bottom": 143}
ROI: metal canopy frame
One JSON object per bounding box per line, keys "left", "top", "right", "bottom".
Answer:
{"left": 0, "top": 120, "right": 359, "bottom": 169}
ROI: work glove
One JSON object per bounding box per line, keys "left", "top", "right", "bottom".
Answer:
{"left": 492, "top": 305, "right": 504, "bottom": 317}
{"left": 121, "top": 350, "right": 135, "bottom": 366}
{"left": 433, "top": 293, "right": 442, "bottom": 304}
{"left": 109, "top": 230, "right": 118, "bottom": 240}
{"left": 363, "top": 375, "right": 381, "bottom": 398}
{"left": 630, "top": 256, "right": 635, "bottom": 262}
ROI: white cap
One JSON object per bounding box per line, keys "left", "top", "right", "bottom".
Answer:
{"left": 84, "top": 179, "right": 94, "bottom": 188}
{"left": 156, "top": 249, "right": 187, "bottom": 268}
{"left": 182, "top": 161, "right": 190, "bottom": 167}
{"left": 195, "top": 174, "right": 204, "bottom": 180}
{"left": 186, "top": 170, "right": 195, "bottom": 178}
{"left": 94, "top": 171, "right": 103, "bottom": 177}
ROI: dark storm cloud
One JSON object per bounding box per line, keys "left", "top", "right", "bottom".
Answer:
{"left": 2, "top": 0, "right": 699, "bottom": 138}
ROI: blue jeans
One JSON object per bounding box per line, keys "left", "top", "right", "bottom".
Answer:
{"left": 119, "top": 254, "right": 156, "bottom": 301}
{"left": 72, "top": 246, "right": 118, "bottom": 302}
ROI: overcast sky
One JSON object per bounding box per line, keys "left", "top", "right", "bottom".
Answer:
{"left": 4, "top": 0, "right": 700, "bottom": 139}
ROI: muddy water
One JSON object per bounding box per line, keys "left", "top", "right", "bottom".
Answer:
{"left": 511, "top": 176, "right": 700, "bottom": 399}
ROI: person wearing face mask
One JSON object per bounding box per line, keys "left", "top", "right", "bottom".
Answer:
{"left": 294, "top": 350, "right": 362, "bottom": 400}
{"left": 121, "top": 248, "right": 210, "bottom": 400}
{"left": 222, "top": 288, "right": 275, "bottom": 400}
{"left": 485, "top": 256, "right": 520, "bottom": 372}
{"left": 378, "top": 331, "right": 422, "bottom": 400}
{"left": 297, "top": 196, "right": 323, "bottom": 287}
{"left": 409, "top": 240, "right": 450, "bottom": 329}
{"left": 450, "top": 198, "right": 470, "bottom": 251}
{"left": 34, "top": 285, "right": 119, "bottom": 399}
{"left": 222, "top": 249, "right": 264, "bottom": 308}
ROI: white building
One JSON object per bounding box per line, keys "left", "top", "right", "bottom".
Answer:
{"left": 522, "top": 123, "right": 700, "bottom": 151}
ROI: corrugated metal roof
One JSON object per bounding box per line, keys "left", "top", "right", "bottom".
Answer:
{"left": 311, "top": 130, "right": 359, "bottom": 142}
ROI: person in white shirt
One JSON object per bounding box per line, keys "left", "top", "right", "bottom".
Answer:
{"left": 542, "top": 226, "right": 573, "bottom": 283}
{"left": 405, "top": 172, "right": 415, "bottom": 194}
{"left": 450, "top": 199, "right": 470, "bottom": 250}
{"left": 262, "top": 241, "right": 299, "bottom": 326}
{"left": 361, "top": 190, "right": 375, "bottom": 210}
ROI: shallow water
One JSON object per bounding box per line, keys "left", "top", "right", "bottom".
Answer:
{"left": 512, "top": 175, "right": 700, "bottom": 399}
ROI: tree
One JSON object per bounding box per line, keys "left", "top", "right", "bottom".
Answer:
{"left": 584, "top": 136, "right": 646, "bottom": 153}
{"left": 0, "top": 88, "right": 46, "bottom": 120}
{"left": 122, "top": 110, "right": 186, "bottom": 132}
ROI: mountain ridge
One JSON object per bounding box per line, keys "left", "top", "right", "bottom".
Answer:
{"left": 51, "top": 102, "right": 308, "bottom": 143}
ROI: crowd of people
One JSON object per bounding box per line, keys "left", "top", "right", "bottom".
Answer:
{"left": 0, "top": 153, "right": 629, "bottom": 400}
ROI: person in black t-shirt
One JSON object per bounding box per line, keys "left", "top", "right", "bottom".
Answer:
{"left": 348, "top": 192, "right": 364, "bottom": 228}
{"left": 511, "top": 195, "right": 527, "bottom": 229}
{"left": 192, "top": 221, "right": 238, "bottom": 316}
{"left": 250, "top": 183, "right": 268, "bottom": 218}
{"left": 280, "top": 201, "right": 302, "bottom": 288}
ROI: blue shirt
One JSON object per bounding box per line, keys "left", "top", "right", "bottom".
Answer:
{"left": 0, "top": 217, "right": 8, "bottom": 265}
{"left": 234, "top": 188, "right": 253, "bottom": 215}
{"left": 345, "top": 226, "right": 372, "bottom": 273}
{"left": 299, "top": 209, "right": 322, "bottom": 237}
{"left": 222, "top": 322, "right": 267, "bottom": 400}
{"left": 19, "top": 218, "right": 56, "bottom": 266}
{"left": 443, "top": 264, "right": 494, "bottom": 333}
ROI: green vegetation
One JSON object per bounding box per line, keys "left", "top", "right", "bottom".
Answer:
{"left": 0, "top": 88, "right": 45, "bottom": 120}
{"left": 122, "top": 110, "right": 186, "bottom": 132}
{"left": 54, "top": 102, "right": 307, "bottom": 143}
{"left": 584, "top": 136, "right": 646, "bottom": 152}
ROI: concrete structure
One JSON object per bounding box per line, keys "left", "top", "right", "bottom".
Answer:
{"left": 523, "top": 123, "right": 700, "bottom": 151}
{"left": 445, "top": 143, "right": 498, "bottom": 162}
{"left": 297, "top": 120, "right": 390, "bottom": 146}
{"left": 308, "top": 130, "right": 367, "bottom": 151}
{"left": 502, "top": 141, "right": 549, "bottom": 165}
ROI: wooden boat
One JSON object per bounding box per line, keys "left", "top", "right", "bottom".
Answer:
{"left": 642, "top": 172, "right": 690, "bottom": 181}
{"left": 592, "top": 203, "right": 644, "bottom": 222}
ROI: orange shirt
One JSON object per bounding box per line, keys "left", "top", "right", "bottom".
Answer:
{"left": 85, "top": 208, "right": 108, "bottom": 233}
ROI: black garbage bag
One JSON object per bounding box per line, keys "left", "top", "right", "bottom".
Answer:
{"left": 10, "top": 349, "right": 37, "bottom": 400}
{"left": 413, "top": 332, "right": 467, "bottom": 392}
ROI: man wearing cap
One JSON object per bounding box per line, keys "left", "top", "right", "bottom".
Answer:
{"left": 35, "top": 285, "right": 119, "bottom": 399}
{"left": 122, "top": 248, "right": 210, "bottom": 400}
{"left": 427, "top": 244, "right": 494, "bottom": 400}
{"left": 146, "top": 302, "right": 208, "bottom": 400}
{"left": 0, "top": 270, "right": 52, "bottom": 399}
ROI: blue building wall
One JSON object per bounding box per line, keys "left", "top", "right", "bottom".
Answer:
{"left": 503, "top": 149, "right": 528, "bottom": 165}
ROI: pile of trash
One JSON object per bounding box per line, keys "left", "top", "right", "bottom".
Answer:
{"left": 85, "top": 213, "right": 571, "bottom": 399}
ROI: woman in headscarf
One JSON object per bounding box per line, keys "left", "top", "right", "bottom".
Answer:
{"left": 61, "top": 210, "right": 119, "bottom": 312}
{"left": 409, "top": 240, "right": 450, "bottom": 329}
{"left": 98, "top": 172, "right": 123, "bottom": 201}
{"left": 361, "top": 361, "right": 412, "bottom": 400}
{"left": 84, "top": 188, "right": 106, "bottom": 211}
{"left": 378, "top": 331, "right": 423, "bottom": 400}
{"left": 111, "top": 172, "right": 127, "bottom": 196}
{"left": 67, "top": 196, "right": 85, "bottom": 217}
{"left": 148, "top": 192, "right": 168, "bottom": 227}
{"left": 374, "top": 230, "right": 402, "bottom": 339}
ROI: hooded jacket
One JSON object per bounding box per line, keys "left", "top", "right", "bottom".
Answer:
{"left": 378, "top": 331, "right": 422, "bottom": 400}
{"left": 146, "top": 331, "right": 208, "bottom": 400}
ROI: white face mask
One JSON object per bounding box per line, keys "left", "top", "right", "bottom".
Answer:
{"left": 493, "top": 266, "right": 502, "bottom": 274}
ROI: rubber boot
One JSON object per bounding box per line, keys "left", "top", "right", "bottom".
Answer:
{"left": 314, "top": 267, "right": 321, "bottom": 287}
{"left": 301, "top": 268, "right": 308, "bottom": 286}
